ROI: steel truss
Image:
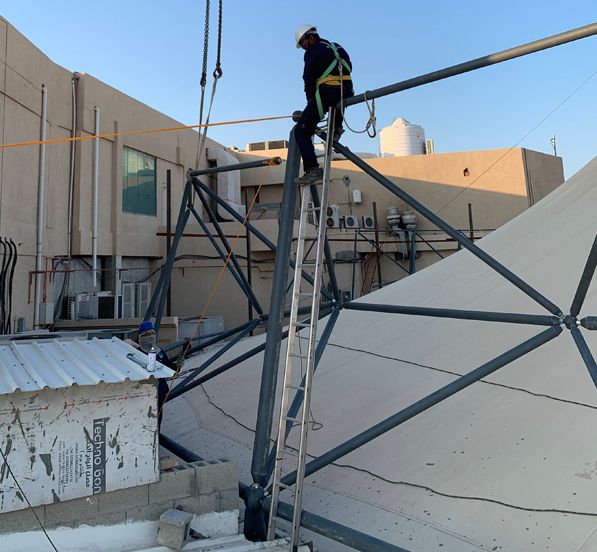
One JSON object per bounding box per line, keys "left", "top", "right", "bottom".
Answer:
{"left": 146, "top": 22, "right": 597, "bottom": 552}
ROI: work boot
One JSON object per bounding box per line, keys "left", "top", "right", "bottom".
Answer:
{"left": 333, "top": 127, "right": 345, "bottom": 142}
{"left": 295, "top": 167, "right": 323, "bottom": 186}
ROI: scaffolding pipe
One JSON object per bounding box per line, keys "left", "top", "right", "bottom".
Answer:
{"left": 356, "top": 230, "right": 410, "bottom": 275}
{"left": 281, "top": 325, "right": 562, "bottom": 488}
{"left": 251, "top": 130, "right": 301, "bottom": 490}
{"left": 570, "top": 234, "right": 597, "bottom": 317}
{"left": 189, "top": 156, "right": 282, "bottom": 177}
{"left": 192, "top": 177, "right": 334, "bottom": 301}
{"left": 343, "top": 302, "right": 560, "bottom": 326}
{"left": 342, "top": 23, "right": 597, "bottom": 108}
{"left": 33, "top": 85, "right": 48, "bottom": 329}
{"left": 92, "top": 106, "right": 100, "bottom": 288}
{"left": 160, "top": 434, "right": 410, "bottom": 552}
{"left": 334, "top": 142, "right": 562, "bottom": 316}
{"left": 415, "top": 231, "right": 445, "bottom": 259}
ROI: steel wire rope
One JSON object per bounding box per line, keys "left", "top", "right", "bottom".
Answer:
{"left": 156, "top": 158, "right": 277, "bottom": 420}
{"left": 435, "top": 67, "right": 597, "bottom": 215}
{"left": 0, "top": 446, "right": 59, "bottom": 551}
{"left": 0, "top": 115, "right": 292, "bottom": 150}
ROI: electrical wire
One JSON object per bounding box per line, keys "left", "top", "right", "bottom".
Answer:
{"left": 436, "top": 67, "right": 597, "bottom": 215}
{"left": 0, "top": 446, "right": 59, "bottom": 551}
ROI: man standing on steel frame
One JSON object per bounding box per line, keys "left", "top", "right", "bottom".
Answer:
{"left": 294, "top": 24, "right": 354, "bottom": 186}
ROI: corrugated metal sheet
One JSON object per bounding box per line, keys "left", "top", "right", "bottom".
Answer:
{"left": 0, "top": 337, "right": 174, "bottom": 394}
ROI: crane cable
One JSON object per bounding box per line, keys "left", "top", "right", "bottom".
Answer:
{"left": 195, "top": 0, "right": 224, "bottom": 170}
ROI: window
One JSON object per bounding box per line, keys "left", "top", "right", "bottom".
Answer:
{"left": 122, "top": 147, "right": 157, "bottom": 215}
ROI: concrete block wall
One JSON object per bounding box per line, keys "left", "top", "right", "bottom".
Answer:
{"left": 0, "top": 459, "right": 239, "bottom": 534}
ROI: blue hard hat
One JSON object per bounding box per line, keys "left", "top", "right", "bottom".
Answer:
{"left": 139, "top": 320, "right": 155, "bottom": 334}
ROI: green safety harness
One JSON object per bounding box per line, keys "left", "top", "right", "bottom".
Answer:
{"left": 315, "top": 41, "right": 352, "bottom": 120}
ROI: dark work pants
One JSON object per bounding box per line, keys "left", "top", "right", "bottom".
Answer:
{"left": 295, "top": 87, "right": 350, "bottom": 171}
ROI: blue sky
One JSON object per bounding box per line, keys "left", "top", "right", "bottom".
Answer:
{"left": 2, "top": 1, "right": 596, "bottom": 177}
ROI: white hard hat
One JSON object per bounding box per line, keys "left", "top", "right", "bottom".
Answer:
{"left": 295, "top": 24, "right": 317, "bottom": 48}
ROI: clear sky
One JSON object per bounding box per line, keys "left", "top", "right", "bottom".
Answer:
{"left": 2, "top": 1, "right": 596, "bottom": 178}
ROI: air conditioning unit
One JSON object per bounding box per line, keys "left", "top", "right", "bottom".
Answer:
{"left": 136, "top": 282, "right": 152, "bottom": 319}
{"left": 121, "top": 283, "right": 136, "bottom": 319}
{"left": 326, "top": 204, "right": 340, "bottom": 228}
{"left": 362, "top": 215, "right": 375, "bottom": 229}
{"left": 98, "top": 295, "right": 120, "bottom": 319}
{"left": 344, "top": 215, "right": 359, "bottom": 229}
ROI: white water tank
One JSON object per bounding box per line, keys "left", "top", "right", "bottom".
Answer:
{"left": 380, "top": 118, "right": 426, "bottom": 157}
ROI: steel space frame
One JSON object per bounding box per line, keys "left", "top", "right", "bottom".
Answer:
{"left": 149, "top": 22, "right": 597, "bottom": 552}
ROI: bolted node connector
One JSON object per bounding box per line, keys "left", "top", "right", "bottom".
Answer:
{"left": 562, "top": 314, "right": 580, "bottom": 330}
{"left": 246, "top": 483, "right": 265, "bottom": 512}
{"left": 292, "top": 110, "right": 303, "bottom": 122}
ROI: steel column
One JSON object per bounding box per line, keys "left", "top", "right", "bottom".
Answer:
{"left": 334, "top": 142, "right": 562, "bottom": 316}
{"left": 281, "top": 325, "right": 562, "bottom": 487}
{"left": 571, "top": 326, "right": 597, "bottom": 387}
{"left": 252, "top": 129, "right": 301, "bottom": 489}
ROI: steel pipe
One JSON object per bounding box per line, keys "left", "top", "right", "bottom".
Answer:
{"left": 281, "top": 325, "right": 562, "bottom": 487}
{"left": 571, "top": 234, "right": 597, "bottom": 317}
{"left": 92, "top": 106, "right": 100, "bottom": 288}
{"left": 33, "top": 84, "right": 48, "bottom": 329}
{"left": 251, "top": 130, "right": 301, "bottom": 490}
{"left": 342, "top": 23, "right": 597, "bottom": 107}
{"left": 571, "top": 326, "right": 597, "bottom": 387}
{"left": 189, "top": 156, "right": 282, "bottom": 177}
{"left": 582, "top": 317, "right": 597, "bottom": 330}
{"left": 344, "top": 302, "right": 560, "bottom": 326}
{"left": 356, "top": 230, "right": 410, "bottom": 275}
{"left": 334, "top": 142, "right": 562, "bottom": 316}
{"left": 170, "top": 319, "right": 260, "bottom": 397}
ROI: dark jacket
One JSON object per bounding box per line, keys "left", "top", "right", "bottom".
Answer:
{"left": 302, "top": 38, "right": 353, "bottom": 101}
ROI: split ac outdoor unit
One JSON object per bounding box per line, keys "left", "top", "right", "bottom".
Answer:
{"left": 326, "top": 204, "right": 340, "bottom": 228}
{"left": 362, "top": 215, "right": 375, "bottom": 229}
{"left": 344, "top": 215, "right": 359, "bottom": 229}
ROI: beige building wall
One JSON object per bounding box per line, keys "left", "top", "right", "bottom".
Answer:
{"left": 0, "top": 16, "right": 565, "bottom": 335}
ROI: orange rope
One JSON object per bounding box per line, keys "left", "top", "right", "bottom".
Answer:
{"left": 158, "top": 158, "right": 277, "bottom": 413}
{"left": 0, "top": 115, "right": 292, "bottom": 150}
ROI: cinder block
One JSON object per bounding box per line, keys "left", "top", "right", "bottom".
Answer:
{"left": 0, "top": 506, "right": 45, "bottom": 534}
{"left": 157, "top": 508, "right": 193, "bottom": 551}
{"left": 73, "top": 511, "right": 126, "bottom": 528}
{"left": 45, "top": 495, "right": 99, "bottom": 526}
{"left": 126, "top": 500, "right": 175, "bottom": 522}
{"left": 192, "top": 460, "right": 239, "bottom": 494}
{"left": 175, "top": 491, "right": 219, "bottom": 515}
{"left": 149, "top": 467, "right": 195, "bottom": 503}
{"left": 189, "top": 510, "right": 239, "bottom": 538}
{"left": 219, "top": 487, "right": 240, "bottom": 512}
{"left": 98, "top": 484, "right": 149, "bottom": 514}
